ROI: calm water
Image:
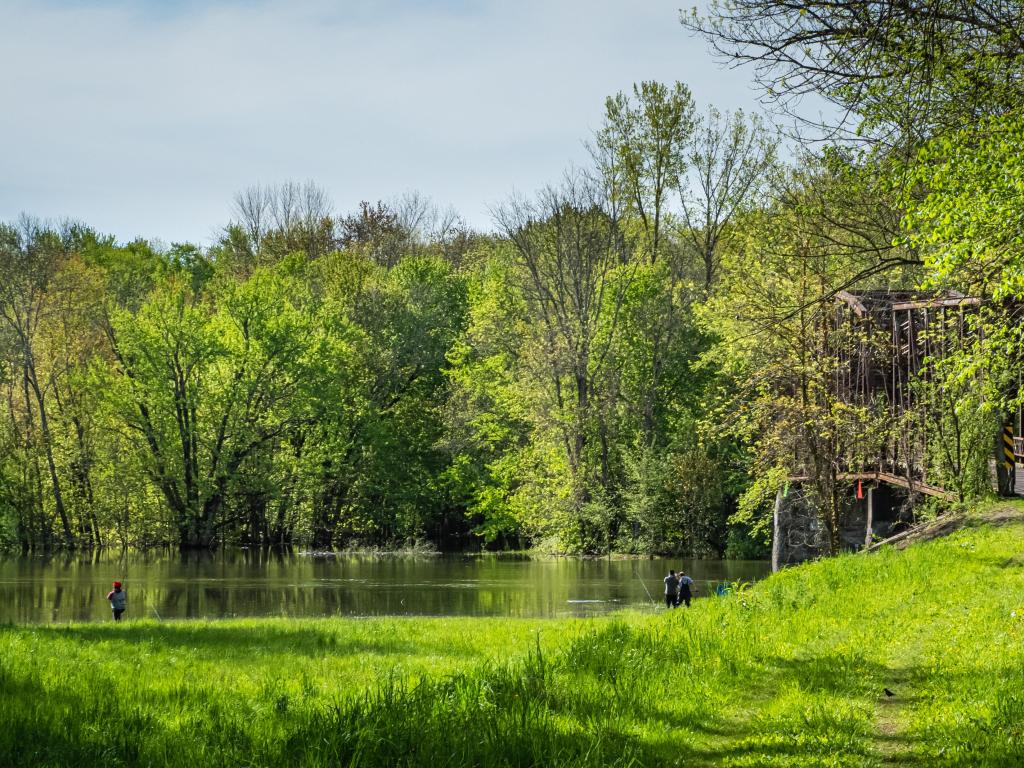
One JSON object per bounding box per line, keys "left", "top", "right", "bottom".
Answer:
{"left": 0, "top": 550, "right": 771, "bottom": 624}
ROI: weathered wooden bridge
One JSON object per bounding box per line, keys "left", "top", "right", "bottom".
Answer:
{"left": 773, "top": 290, "right": 1022, "bottom": 569}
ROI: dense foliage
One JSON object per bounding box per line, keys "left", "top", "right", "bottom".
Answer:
{"left": 6, "top": 2, "right": 1024, "bottom": 553}
{"left": 0, "top": 95, "right": 775, "bottom": 552}
{"left": 684, "top": 0, "right": 1024, "bottom": 548}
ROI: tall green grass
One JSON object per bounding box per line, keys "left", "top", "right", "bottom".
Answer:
{"left": 2, "top": 504, "right": 1023, "bottom": 766}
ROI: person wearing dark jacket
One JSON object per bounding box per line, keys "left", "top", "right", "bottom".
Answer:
{"left": 663, "top": 570, "right": 679, "bottom": 609}
{"left": 676, "top": 571, "right": 695, "bottom": 607}
{"left": 106, "top": 581, "right": 126, "bottom": 621}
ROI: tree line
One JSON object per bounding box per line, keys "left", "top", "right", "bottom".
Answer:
{"left": 1, "top": 83, "right": 781, "bottom": 553}
{"left": 5, "top": 0, "right": 1024, "bottom": 553}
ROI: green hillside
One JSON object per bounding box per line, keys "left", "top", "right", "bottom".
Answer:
{"left": 3, "top": 503, "right": 1023, "bottom": 767}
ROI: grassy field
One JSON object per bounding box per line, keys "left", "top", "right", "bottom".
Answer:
{"left": 2, "top": 503, "right": 1024, "bottom": 767}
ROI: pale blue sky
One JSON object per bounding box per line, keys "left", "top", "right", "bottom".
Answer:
{"left": 0, "top": 0, "right": 771, "bottom": 244}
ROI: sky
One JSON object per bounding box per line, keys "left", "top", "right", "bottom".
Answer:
{"left": 0, "top": 0, "right": 770, "bottom": 245}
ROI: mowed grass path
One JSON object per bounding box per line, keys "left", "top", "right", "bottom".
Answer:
{"left": 2, "top": 503, "right": 1024, "bottom": 767}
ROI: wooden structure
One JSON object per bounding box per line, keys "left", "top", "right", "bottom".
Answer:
{"left": 824, "top": 289, "right": 1022, "bottom": 491}
{"left": 773, "top": 290, "right": 1022, "bottom": 569}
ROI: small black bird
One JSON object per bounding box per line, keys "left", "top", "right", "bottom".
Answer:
{"left": 883, "top": 688, "right": 896, "bottom": 697}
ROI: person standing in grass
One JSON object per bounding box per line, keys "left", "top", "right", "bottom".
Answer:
{"left": 663, "top": 570, "right": 679, "bottom": 609}
{"left": 676, "top": 571, "right": 695, "bottom": 607}
{"left": 106, "top": 581, "right": 126, "bottom": 621}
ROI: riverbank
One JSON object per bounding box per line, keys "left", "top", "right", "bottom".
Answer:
{"left": 2, "top": 502, "right": 1022, "bottom": 766}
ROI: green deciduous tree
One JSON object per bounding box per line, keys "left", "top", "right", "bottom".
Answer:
{"left": 680, "top": 108, "right": 778, "bottom": 289}
{"left": 684, "top": 0, "right": 1024, "bottom": 143}
{"left": 595, "top": 81, "right": 695, "bottom": 264}
{"left": 102, "top": 268, "right": 310, "bottom": 547}
{"left": 0, "top": 218, "right": 75, "bottom": 545}
{"left": 900, "top": 114, "right": 1024, "bottom": 497}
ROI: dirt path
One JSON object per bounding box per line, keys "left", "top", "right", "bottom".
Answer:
{"left": 874, "top": 692, "right": 914, "bottom": 764}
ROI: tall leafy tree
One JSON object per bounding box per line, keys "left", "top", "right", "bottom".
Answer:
{"left": 0, "top": 219, "right": 75, "bottom": 545}
{"left": 680, "top": 108, "right": 778, "bottom": 289}
{"left": 102, "top": 269, "right": 310, "bottom": 547}
{"left": 595, "top": 81, "right": 695, "bottom": 264}
{"left": 490, "top": 176, "right": 634, "bottom": 549}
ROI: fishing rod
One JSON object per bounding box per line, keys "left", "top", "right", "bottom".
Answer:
{"left": 147, "top": 593, "right": 162, "bottom": 621}
{"left": 636, "top": 573, "right": 656, "bottom": 606}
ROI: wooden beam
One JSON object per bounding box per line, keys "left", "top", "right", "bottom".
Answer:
{"left": 785, "top": 471, "right": 954, "bottom": 499}
{"left": 834, "top": 290, "right": 867, "bottom": 317}
{"left": 863, "top": 512, "right": 964, "bottom": 553}
{"left": 864, "top": 525, "right": 918, "bottom": 552}
{"left": 874, "top": 472, "right": 954, "bottom": 499}
{"left": 891, "top": 297, "right": 981, "bottom": 311}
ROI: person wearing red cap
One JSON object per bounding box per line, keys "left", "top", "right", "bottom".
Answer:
{"left": 106, "top": 581, "right": 127, "bottom": 621}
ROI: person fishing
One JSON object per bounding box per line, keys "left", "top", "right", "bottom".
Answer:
{"left": 106, "top": 580, "right": 127, "bottom": 621}
{"left": 663, "top": 569, "right": 679, "bottom": 609}
{"left": 676, "top": 570, "right": 695, "bottom": 607}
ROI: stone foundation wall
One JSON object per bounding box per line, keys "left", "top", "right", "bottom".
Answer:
{"left": 772, "top": 482, "right": 917, "bottom": 570}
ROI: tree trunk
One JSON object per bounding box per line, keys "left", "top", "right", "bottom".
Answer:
{"left": 864, "top": 485, "right": 874, "bottom": 550}
{"left": 771, "top": 488, "right": 783, "bottom": 572}
{"left": 25, "top": 365, "right": 72, "bottom": 545}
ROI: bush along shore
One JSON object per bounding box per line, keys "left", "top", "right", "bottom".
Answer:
{"left": 2, "top": 503, "right": 1023, "bottom": 767}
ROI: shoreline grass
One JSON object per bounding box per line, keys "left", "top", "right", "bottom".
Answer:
{"left": 3, "top": 502, "right": 1023, "bottom": 766}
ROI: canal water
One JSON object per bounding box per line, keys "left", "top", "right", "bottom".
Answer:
{"left": 0, "top": 550, "right": 771, "bottom": 623}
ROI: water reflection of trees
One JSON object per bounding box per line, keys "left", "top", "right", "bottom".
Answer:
{"left": 0, "top": 553, "right": 771, "bottom": 623}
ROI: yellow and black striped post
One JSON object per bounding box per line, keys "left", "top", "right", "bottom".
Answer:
{"left": 998, "top": 424, "right": 1016, "bottom": 496}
